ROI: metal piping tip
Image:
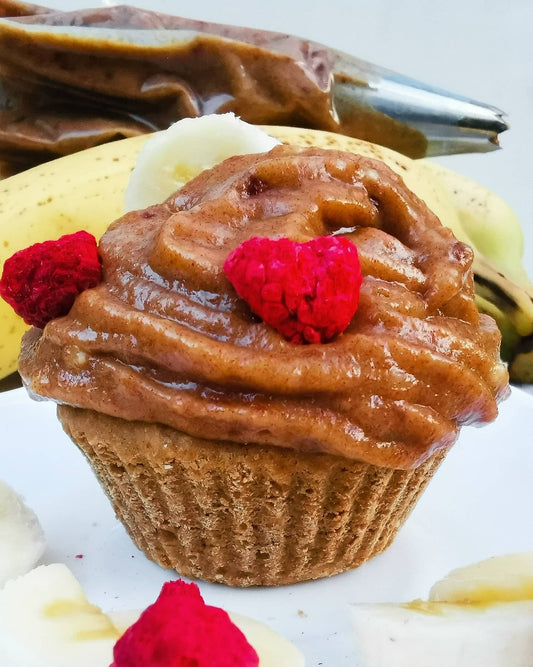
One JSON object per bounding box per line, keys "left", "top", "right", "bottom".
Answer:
{"left": 331, "top": 51, "right": 509, "bottom": 157}
{"left": 410, "top": 122, "right": 504, "bottom": 157}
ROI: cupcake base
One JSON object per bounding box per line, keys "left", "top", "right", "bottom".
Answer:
{"left": 58, "top": 405, "right": 446, "bottom": 587}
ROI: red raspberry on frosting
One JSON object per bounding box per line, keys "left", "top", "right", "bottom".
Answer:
{"left": 112, "top": 579, "right": 259, "bottom": 667}
{"left": 0, "top": 230, "right": 101, "bottom": 328}
{"left": 224, "top": 236, "right": 362, "bottom": 344}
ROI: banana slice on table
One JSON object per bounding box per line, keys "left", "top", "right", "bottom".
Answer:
{"left": 0, "top": 479, "right": 45, "bottom": 587}
{"left": 350, "top": 552, "right": 533, "bottom": 667}
{"left": 0, "top": 563, "right": 304, "bottom": 667}
{"left": 0, "top": 564, "right": 121, "bottom": 667}
{"left": 227, "top": 612, "right": 305, "bottom": 667}
{"left": 429, "top": 552, "right": 533, "bottom": 603}
{"left": 1, "top": 117, "right": 532, "bottom": 382}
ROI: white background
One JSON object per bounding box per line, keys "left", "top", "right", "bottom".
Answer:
{"left": 41, "top": 0, "right": 533, "bottom": 279}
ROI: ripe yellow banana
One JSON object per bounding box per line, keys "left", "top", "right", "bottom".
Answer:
{"left": 0, "top": 122, "right": 532, "bottom": 382}
{"left": 415, "top": 160, "right": 532, "bottom": 289}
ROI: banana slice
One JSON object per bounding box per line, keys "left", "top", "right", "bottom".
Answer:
{"left": 229, "top": 612, "right": 305, "bottom": 667}
{"left": 0, "top": 479, "right": 45, "bottom": 587}
{"left": 0, "top": 564, "right": 305, "bottom": 667}
{"left": 124, "top": 113, "right": 280, "bottom": 211}
{"left": 350, "top": 601, "right": 533, "bottom": 667}
{"left": 429, "top": 552, "right": 533, "bottom": 603}
{"left": 0, "top": 564, "right": 121, "bottom": 667}
{"left": 350, "top": 552, "right": 533, "bottom": 667}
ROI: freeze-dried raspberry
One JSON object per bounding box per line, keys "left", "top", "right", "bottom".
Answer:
{"left": 224, "top": 236, "right": 362, "bottom": 343}
{"left": 112, "top": 579, "right": 259, "bottom": 667}
{"left": 0, "top": 231, "right": 101, "bottom": 328}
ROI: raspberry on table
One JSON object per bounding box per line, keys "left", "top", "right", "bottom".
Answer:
{"left": 112, "top": 579, "right": 259, "bottom": 667}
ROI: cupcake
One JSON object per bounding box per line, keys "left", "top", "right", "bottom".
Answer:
{"left": 13, "top": 132, "right": 508, "bottom": 586}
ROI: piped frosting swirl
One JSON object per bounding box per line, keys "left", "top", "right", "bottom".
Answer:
{"left": 20, "top": 145, "right": 509, "bottom": 469}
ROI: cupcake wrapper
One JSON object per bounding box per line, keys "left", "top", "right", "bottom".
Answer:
{"left": 58, "top": 405, "right": 446, "bottom": 587}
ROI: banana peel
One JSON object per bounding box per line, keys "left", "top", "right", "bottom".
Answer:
{"left": 0, "top": 125, "right": 532, "bottom": 383}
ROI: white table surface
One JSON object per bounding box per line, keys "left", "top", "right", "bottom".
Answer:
{"left": 39, "top": 0, "right": 533, "bottom": 278}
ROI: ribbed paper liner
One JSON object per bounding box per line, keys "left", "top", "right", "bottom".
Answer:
{"left": 58, "top": 405, "right": 446, "bottom": 587}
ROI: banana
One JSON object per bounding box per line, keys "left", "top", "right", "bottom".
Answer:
{"left": 0, "top": 563, "right": 122, "bottom": 667}
{"left": 0, "top": 563, "right": 304, "bottom": 667}
{"left": 429, "top": 552, "right": 533, "bottom": 603}
{"left": 415, "top": 160, "right": 533, "bottom": 289}
{"left": 474, "top": 294, "right": 521, "bottom": 361}
{"left": 125, "top": 112, "right": 280, "bottom": 211}
{"left": 471, "top": 253, "right": 533, "bottom": 373}
{"left": 1, "top": 118, "right": 532, "bottom": 382}
{"left": 509, "top": 341, "right": 533, "bottom": 384}
{"left": 0, "top": 479, "right": 46, "bottom": 587}
{"left": 350, "top": 553, "right": 533, "bottom": 667}
{"left": 473, "top": 255, "right": 533, "bottom": 339}
{"left": 226, "top": 612, "right": 305, "bottom": 667}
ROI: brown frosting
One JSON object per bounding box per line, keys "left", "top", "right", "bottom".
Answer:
{"left": 19, "top": 145, "right": 509, "bottom": 469}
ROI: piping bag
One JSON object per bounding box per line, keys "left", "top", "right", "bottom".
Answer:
{"left": 0, "top": 1, "right": 508, "bottom": 175}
